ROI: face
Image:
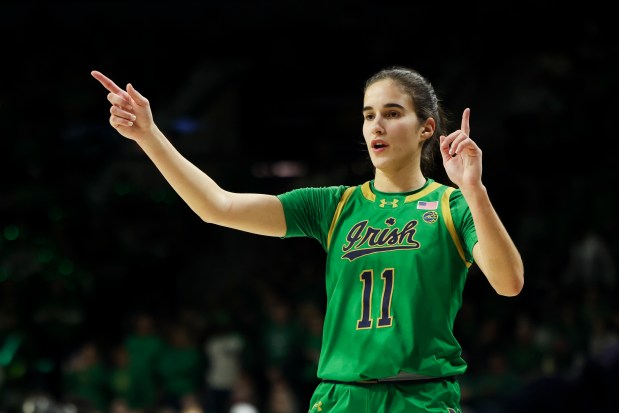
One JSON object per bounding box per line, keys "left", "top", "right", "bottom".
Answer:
{"left": 362, "top": 79, "right": 427, "bottom": 174}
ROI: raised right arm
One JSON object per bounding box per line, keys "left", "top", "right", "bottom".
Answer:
{"left": 91, "top": 70, "right": 286, "bottom": 237}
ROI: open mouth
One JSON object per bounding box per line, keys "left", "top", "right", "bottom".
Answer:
{"left": 372, "top": 140, "right": 388, "bottom": 149}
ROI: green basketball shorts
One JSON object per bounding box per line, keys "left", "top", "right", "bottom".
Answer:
{"left": 307, "top": 377, "right": 461, "bottom": 413}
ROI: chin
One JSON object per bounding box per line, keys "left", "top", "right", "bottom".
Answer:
{"left": 370, "top": 156, "right": 387, "bottom": 170}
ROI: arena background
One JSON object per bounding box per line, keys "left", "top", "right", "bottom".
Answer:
{"left": 1, "top": 1, "right": 617, "bottom": 413}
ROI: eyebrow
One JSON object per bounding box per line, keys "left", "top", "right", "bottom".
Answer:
{"left": 362, "top": 103, "right": 405, "bottom": 112}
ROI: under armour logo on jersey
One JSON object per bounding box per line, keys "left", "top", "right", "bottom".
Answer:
{"left": 379, "top": 198, "right": 399, "bottom": 208}
{"left": 312, "top": 401, "right": 323, "bottom": 412}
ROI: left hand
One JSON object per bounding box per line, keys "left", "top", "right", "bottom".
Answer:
{"left": 439, "top": 108, "right": 482, "bottom": 189}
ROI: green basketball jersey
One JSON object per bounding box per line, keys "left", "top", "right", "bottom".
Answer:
{"left": 277, "top": 179, "right": 478, "bottom": 382}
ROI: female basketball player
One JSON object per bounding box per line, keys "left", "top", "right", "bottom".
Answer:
{"left": 92, "top": 66, "right": 524, "bottom": 413}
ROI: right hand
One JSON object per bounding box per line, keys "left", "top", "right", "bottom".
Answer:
{"left": 91, "top": 70, "right": 157, "bottom": 142}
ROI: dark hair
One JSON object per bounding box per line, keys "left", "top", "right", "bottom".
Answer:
{"left": 364, "top": 66, "right": 450, "bottom": 177}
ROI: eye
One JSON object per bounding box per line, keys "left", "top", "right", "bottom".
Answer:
{"left": 364, "top": 113, "right": 375, "bottom": 121}
{"left": 386, "top": 110, "right": 400, "bottom": 118}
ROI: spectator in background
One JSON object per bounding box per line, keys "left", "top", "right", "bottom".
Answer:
{"left": 545, "top": 302, "right": 588, "bottom": 377}
{"left": 156, "top": 321, "right": 205, "bottom": 413}
{"left": 203, "top": 312, "right": 246, "bottom": 413}
{"left": 293, "top": 300, "right": 323, "bottom": 405}
{"left": 265, "top": 371, "right": 300, "bottom": 413}
{"left": 588, "top": 317, "right": 619, "bottom": 364}
{"left": 123, "top": 311, "right": 165, "bottom": 412}
{"left": 107, "top": 344, "right": 134, "bottom": 413}
{"left": 260, "top": 296, "right": 300, "bottom": 384}
{"left": 467, "top": 351, "right": 523, "bottom": 413}
{"left": 506, "top": 315, "right": 545, "bottom": 385}
{"left": 60, "top": 340, "right": 108, "bottom": 413}
{"left": 562, "top": 226, "right": 616, "bottom": 292}
{"left": 228, "top": 370, "right": 259, "bottom": 413}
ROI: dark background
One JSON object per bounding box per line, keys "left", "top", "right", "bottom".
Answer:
{"left": 1, "top": 1, "right": 618, "bottom": 412}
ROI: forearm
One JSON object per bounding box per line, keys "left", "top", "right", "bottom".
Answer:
{"left": 461, "top": 184, "right": 524, "bottom": 296}
{"left": 134, "top": 129, "right": 286, "bottom": 236}
{"left": 136, "top": 128, "right": 231, "bottom": 223}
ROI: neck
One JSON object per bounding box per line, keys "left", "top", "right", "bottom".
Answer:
{"left": 373, "top": 169, "right": 427, "bottom": 193}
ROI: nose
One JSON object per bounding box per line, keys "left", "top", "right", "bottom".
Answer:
{"left": 372, "top": 121, "right": 385, "bottom": 136}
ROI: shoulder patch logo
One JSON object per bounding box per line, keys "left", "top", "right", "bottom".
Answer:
{"left": 422, "top": 211, "right": 438, "bottom": 224}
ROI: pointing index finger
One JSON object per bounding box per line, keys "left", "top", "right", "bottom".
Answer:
{"left": 461, "top": 107, "right": 471, "bottom": 136}
{"left": 91, "top": 70, "right": 131, "bottom": 101}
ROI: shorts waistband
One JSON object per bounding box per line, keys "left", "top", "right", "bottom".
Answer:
{"left": 322, "top": 375, "right": 456, "bottom": 385}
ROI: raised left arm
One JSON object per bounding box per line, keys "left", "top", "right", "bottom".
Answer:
{"left": 440, "top": 108, "right": 524, "bottom": 296}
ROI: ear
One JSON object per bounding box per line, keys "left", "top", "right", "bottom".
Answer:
{"left": 419, "top": 118, "right": 435, "bottom": 141}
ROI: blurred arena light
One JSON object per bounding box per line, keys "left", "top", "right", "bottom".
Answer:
{"left": 251, "top": 161, "right": 307, "bottom": 178}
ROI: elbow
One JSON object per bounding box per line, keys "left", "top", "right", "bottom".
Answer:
{"left": 200, "top": 214, "right": 214, "bottom": 224}
{"left": 497, "top": 283, "right": 523, "bottom": 297}
{"left": 195, "top": 204, "right": 223, "bottom": 224}
{"left": 495, "top": 270, "right": 524, "bottom": 297}
{"left": 482, "top": 253, "right": 524, "bottom": 297}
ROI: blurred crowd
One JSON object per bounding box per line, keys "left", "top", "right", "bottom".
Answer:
{"left": 1, "top": 207, "right": 618, "bottom": 413}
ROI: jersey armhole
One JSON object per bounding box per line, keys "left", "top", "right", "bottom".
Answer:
{"left": 441, "top": 187, "right": 472, "bottom": 268}
{"left": 327, "top": 186, "right": 356, "bottom": 250}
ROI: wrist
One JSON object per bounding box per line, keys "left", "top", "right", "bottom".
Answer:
{"left": 458, "top": 183, "right": 488, "bottom": 201}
